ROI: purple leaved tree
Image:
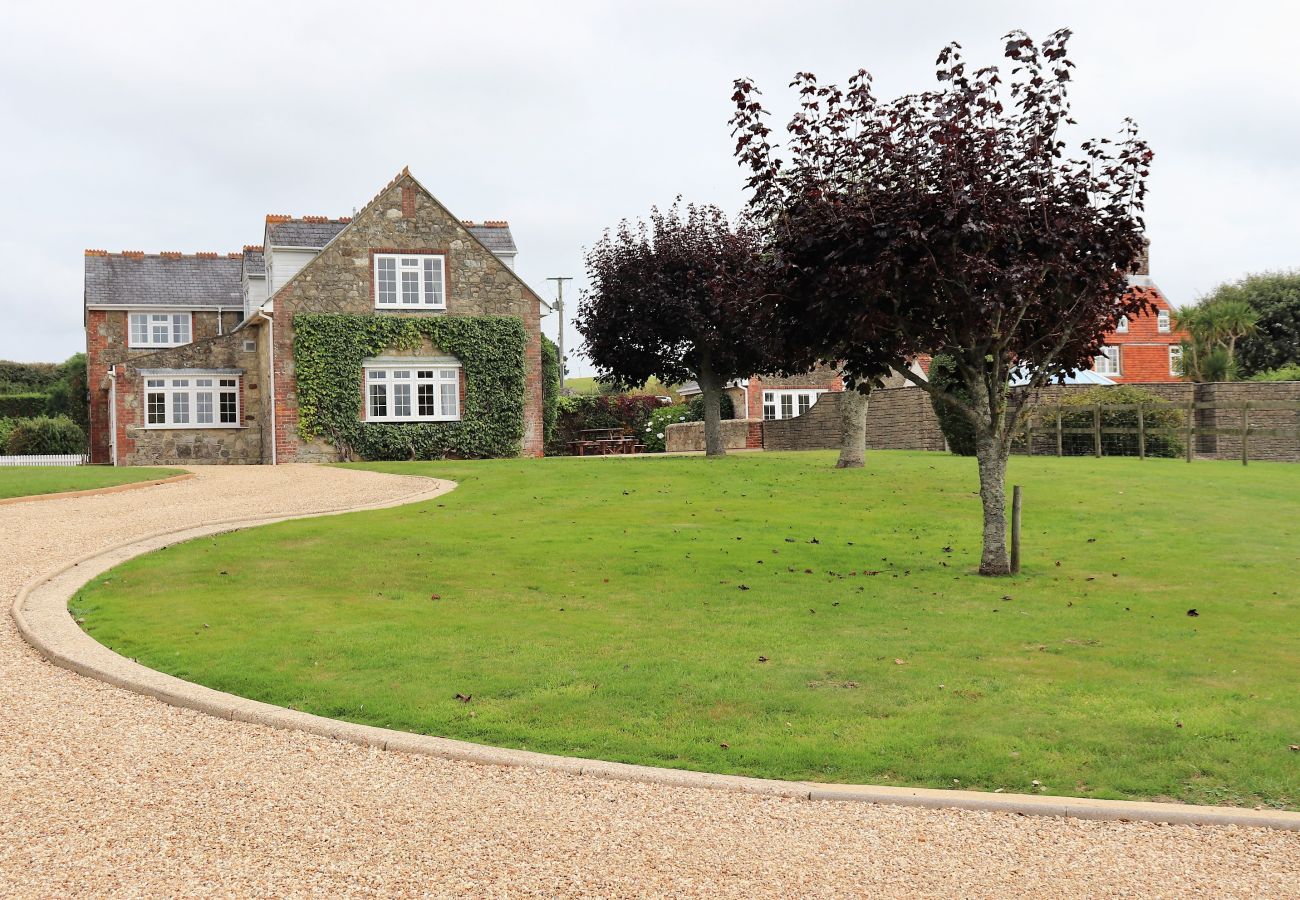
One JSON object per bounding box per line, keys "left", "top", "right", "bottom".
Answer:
{"left": 732, "top": 29, "right": 1153, "bottom": 574}
{"left": 576, "top": 203, "right": 768, "bottom": 457}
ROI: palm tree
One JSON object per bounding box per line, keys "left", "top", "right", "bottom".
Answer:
{"left": 1173, "top": 298, "right": 1259, "bottom": 381}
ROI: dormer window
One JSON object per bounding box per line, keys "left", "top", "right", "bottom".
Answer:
{"left": 1116, "top": 316, "right": 1129, "bottom": 334}
{"left": 1157, "top": 309, "right": 1171, "bottom": 333}
{"left": 374, "top": 253, "right": 446, "bottom": 309}
{"left": 129, "top": 312, "right": 192, "bottom": 348}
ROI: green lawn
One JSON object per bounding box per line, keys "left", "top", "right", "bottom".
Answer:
{"left": 74, "top": 452, "right": 1300, "bottom": 808}
{"left": 0, "top": 465, "right": 182, "bottom": 500}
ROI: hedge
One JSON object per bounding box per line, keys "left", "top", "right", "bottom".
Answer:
{"left": 293, "top": 314, "right": 528, "bottom": 461}
{"left": 0, "top": 393, "right": 50, "bottom": 419}
{"left": 541, "top": 334, "right": 560, "bottom": 449}
{"left": 5, "top": 416, "right": 85, "bottom": 455}
{"left": 927, "top": 354, "right": 978, "bottom": 456}
{"left": 0, "top": 360, "right": 60, "bottom": 394}
{"left": 548, "top": 394, "right": 665, "bottom": 454}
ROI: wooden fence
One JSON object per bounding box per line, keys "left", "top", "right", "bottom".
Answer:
{"left": 1016, "top": 400, "right": 1300, "bottom": 465}
{"left": 0, "top": 454, "right": 88, "bottom": 467}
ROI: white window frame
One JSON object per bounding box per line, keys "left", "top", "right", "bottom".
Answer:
{"left": 1094, "top": 346, "right": 1122, "bottom": 376}
{"left": 761, "top": 389, "right": 826, "bottom": 420}
{"left": 144, "top": 373, "right": 240, "bottom": 429}
{"left": 1169, "top": 345, "right": 1183, "bottom": 377}
{"left": 129, "top": 311, "right": 192, "bottom": 348}
{"left": 1115, "top": 316, "right": 1129, "bottom": 334}
{"left": 363, "top": 359, "right": 462, "bottom": 422}
{"left": 374, "top": 253, "right": 446, "bottom": 309}
{"left": 1157, "top": 309, "right": 1171, "bottom": 333}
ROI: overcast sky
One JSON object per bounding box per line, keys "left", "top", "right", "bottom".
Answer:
{"left": 2, "top": 1, "right": 1297, "bottom": 373}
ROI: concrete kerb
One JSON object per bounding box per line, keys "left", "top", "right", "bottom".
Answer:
{"left": 12, "top": 469, "right": 1300, "bottom": 831}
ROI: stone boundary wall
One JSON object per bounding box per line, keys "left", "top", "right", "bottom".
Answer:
{"left": 664, "top": 419, "right": 762, "bottom": 452}
{"left": 759, "top": 388, "right": 946, "bottom": 453}
{"left": 1014, "top": 381, "right": 1299, "bottom": 462}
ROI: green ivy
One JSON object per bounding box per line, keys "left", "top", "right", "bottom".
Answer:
{"left": 293, "top": 314, "right": 527, "bottom": 460}
{"left": 541, "top": 334, "right": 560, "bottom": 448}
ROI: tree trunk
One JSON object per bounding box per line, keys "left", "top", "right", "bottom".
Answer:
{"left": 698, "top": 358, "right": 727, "bottom": 458}
{"left": 974, "top": 429, "right": 1011, "bottom": 575}
{"left": 835, "top": 387, "right": 869, "bottom": 469}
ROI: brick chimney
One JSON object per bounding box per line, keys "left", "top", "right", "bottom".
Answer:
{"left": 1129, "top": 238, "right": 1152, "bottom": 287}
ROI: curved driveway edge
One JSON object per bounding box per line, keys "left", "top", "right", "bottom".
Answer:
{"left": 12, "top": 468, "right": 1300, "bottom": 833}
{"left": 0, "top": 471, "right": 195, "bottom": 506}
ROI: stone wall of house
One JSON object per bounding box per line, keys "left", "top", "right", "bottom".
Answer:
{"left": 745, "top": 365, "right": 844, "bottom": 418}
{"left": 665, "top": 419, "right": 763, "bottom": 452}
{"left": 112, "top": 329, "right": 264, "bottom": 465}
{"left": 86, "top": 308, "right": 243, "bottom": 464}
{"left": 270, "top": 172, "right": 544, "bottom": 463}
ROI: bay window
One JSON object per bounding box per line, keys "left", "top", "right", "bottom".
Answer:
{"left": 144, "top": 372, "right": 240, "bottom": 428}
{"left": 374, "top": 253, "right": 446, "bottom": 309}
{"left": 129, "top": 311, "right": 192, "bottom": 348}
{"left": 363, "top": 360, "right": 461, "bottom": 421}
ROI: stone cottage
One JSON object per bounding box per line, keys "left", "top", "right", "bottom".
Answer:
{"left": 85, "top": 169, "right": 546, "bottom": 465}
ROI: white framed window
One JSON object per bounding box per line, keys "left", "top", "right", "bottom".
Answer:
{"left": 1157, "top": 309, "right": 1171, "bottom": 333}
{"left": 363, "top": 360, "right": 461, "bottom": 421}
{"left": 129, "top": 312, "right": 192, "bottom": 348}
{"left": 761, "top": 389, "right": 825, "bottom": 420}
{"left": 374, "top": 253, "right": 446, "bottom": 309}
{"left": 1169, "top": 345, "right": 1183, "bottom": 377}
{"left": 1115, "top": 316, "right": 1129, "bottom": 334}
{"left": 1094, "top": 346, "right": 1121, "bottom": 376}
{"left": 144, "top": 373, "right": 239, "bottom": 428}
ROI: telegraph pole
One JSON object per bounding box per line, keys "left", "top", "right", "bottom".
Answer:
{"left": 546, "top": 276, "right": 573, "bottom": 391}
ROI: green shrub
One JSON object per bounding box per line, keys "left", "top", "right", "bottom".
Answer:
{"left": 1038, "top": 386, "right": 1184, "bottom": 458}
{"left": 685, "top": 392, "right": 736, "bottom": 422}
{"left": 541, "top": 335, "right": 560, "bottom": 449}
{"left": 548, "top": 394, "right": 664, "bottom": 454}
{"left": 0, "top": 360, "right": 59, "bottom": 394}
{"left": 1249, "top": 363, "right": 1300, "bottom": 382}
{"left": 5, "top": 415, "right": 86, "bottom": 455}
{"left": 0, "top": 393, "right": 50, "bottom": 419}
{"left": 642, "top": 404, "right": 693, "bottom": 452}
{"left": 0, "top": 418, "right": 15, "bottom": 450}
{"left": 45, "top": 353, "right": 89, "bottom": 430}
{"left": 927, "top": 354, "right": 977, "bottom": 456}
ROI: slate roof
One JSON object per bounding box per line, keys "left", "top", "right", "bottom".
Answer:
{"left": 265, "top": 219, "right": 348, "bottom": 248}
{"left": 466, "top": 223, "right": 517, "bottom": 255}
{"left": 84, "top": 253, "right": 244, "bottom": 309}
{"left": 265, "top": 216, "right": 517, "bottom": 257}
{"left": 242, "top": 246, "right": 266, "bottom": 277}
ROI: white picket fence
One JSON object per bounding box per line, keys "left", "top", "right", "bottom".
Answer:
{"left": 0, "top": 454, "right": 88, "bottom": 467}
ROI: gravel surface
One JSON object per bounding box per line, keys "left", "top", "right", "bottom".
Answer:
{"left": 2, "top": 465, "right": 1297, "bottom": 898}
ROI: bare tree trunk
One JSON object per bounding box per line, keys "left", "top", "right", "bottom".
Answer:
{"left": 835, "top": 387, "right": 869, "bottom": 469}
{"left": 970, "top": 378, "right": 1011, "bottom": 576}
{"left": 974, "top": 428, "right": 1010, "bottom": 575}
{"left": 698, "top": 356, "right": 726, "bottom": 458}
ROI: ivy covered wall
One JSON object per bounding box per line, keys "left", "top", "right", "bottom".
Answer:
{"left": 293, "top": 313, "right": 527, "bottom": 460}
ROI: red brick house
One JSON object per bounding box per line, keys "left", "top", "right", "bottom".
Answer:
{"left": 1089, "top": 286, "right": 1187, "bottom": 383}
{"left": 85, "top": 169, "right": 546, "bottom": 465}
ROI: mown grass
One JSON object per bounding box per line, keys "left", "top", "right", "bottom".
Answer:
{"left": 75, "top": 451, "right": 1300, "bottom": 808}
{"left": 0, "top": 465, "right": 182, "bottom": 500}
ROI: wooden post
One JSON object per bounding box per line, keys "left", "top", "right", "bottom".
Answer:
{"left": 1241, "top": 402, "right": 1250, "bottom": 466}
{"left": 1093, "top": 405, "right": 1102, "bottom": 458}
{"left": 1137, "top": 403, "right": 1146, "bottom": 460}
{"left": 1010, "top": 485, "right": 1022, "bottom": 575}
{"left": 1055, "top": 407, "right": 1063, "bottom": 457}
{"left": 1185, "top": 398, "right": 1195, "bottom": 463}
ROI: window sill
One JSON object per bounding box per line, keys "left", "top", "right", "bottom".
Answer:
{"left": 373, "top": 306, "right": 448, "bottom": 313}
{"left": 362, "top": 419, "right": 462, "bottom": 424}
{"left": 143, "top": 425, "right": 247, "bottom": 431}
{"left": 129, "top": 343, "right": 193, "bottom": 350}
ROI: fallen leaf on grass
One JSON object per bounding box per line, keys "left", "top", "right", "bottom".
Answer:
{"left": 454, "top": 693, "right": 472, "bottom": 703}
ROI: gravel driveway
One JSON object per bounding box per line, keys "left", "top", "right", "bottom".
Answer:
{"left": 2, "top": 465, "right": 1296, "bottom": 898}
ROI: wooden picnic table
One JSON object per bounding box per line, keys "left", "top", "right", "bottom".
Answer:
{"left": 569, "top": 428, "right": 644, "bottom": 456}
